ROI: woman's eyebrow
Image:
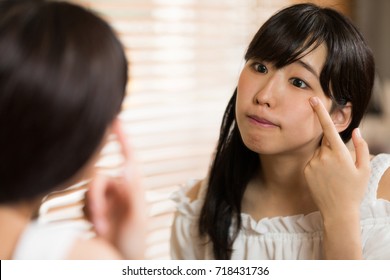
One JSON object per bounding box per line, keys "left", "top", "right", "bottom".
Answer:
{"left": 295, "top": 60, "right": 319, "bottom": 79}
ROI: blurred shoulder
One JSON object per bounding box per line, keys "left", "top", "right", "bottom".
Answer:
{"left": 66, "top": 237, "right": 122, "bottom": 260}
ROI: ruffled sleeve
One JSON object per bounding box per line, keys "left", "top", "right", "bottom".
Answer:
{"left": 360, "top": 200, "right": 390, "bottom": 259}
{"left": 361, "top": 153, "right": 390, "bottom": 259}
{"left": 170, "top": 179, "right": 209, "bottom": 259}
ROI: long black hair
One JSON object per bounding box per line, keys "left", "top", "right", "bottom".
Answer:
{"left": 0, "top": 0, "right": 128, "bottom": 203}
{"left": 199, "top": 3, "right": 375, "bottom": 259}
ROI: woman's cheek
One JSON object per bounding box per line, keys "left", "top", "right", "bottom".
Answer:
{"left": 288, "top": 101, "right": 313, "bottom": 122}
{"left": 290, "top": 101, "right": 321, "bottom": 133}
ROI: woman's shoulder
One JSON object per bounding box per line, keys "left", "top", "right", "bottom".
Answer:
{"left": 171, "top": 178, "right": 209, "bottom": 259}
{"left": 186, "top": 180, "right": 203, "bottom": 202}
{"left": 66, "top": 236, "right": 122, "bottom": 259}
{"left": 12, "top": 220, "right": 94, "bottom": 259}
{"left": 371, "top": 153, "right": 390, "bottom": 201}
{"left": 171, "top": 178, "right": 207, "bottom": 219}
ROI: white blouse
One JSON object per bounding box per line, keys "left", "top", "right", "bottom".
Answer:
{"left": 170, "top": 153, "right": 390, "bottom": 259}
{"left": 13, "top": 220, "right": 91, "bottom": 259}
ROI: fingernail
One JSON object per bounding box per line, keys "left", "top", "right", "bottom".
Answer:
{"left": 309, "top": 97, "right": 319, "bottom": 106}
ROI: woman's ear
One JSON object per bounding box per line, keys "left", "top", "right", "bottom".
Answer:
{"left": 330, "top": 102, "right": 352, "bottom": 133}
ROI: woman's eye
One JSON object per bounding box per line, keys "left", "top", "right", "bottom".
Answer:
{"left": 254, "top": 63, "right": 268, "bottom": 74}
{"left": 290, "top": 78, "right": 308, "bottom": 89}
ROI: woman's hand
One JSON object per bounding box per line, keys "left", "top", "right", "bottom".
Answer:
{"left": 304, "top": 97, "right": 370, "bottom": 217}
{"left": 85, "top": 119, "right": 147, "bottom": 259}
{"left": 304, "top": 97, "right": 370, "bottom": 259}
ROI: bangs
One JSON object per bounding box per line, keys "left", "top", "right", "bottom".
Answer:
{"left": 245, "top": 6, "right": 327, "bottom": 68}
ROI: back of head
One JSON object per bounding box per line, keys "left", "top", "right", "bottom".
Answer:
{"left": 245, "top": 3, "right": 375, "bottom": 142}
{"left": 0, "top": 0, "right": 128, "bottom": 203}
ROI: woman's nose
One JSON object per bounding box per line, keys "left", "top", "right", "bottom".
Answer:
{"left": 253, "top": 74, "right": 280, "bottom": 107}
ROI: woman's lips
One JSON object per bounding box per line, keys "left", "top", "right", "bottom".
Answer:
{"left": 248, "top": 115, "right": 278, "bottom": 128}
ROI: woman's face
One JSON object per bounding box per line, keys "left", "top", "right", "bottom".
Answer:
{"left": 236, "top": 44, "right": 333, "bottom": 156}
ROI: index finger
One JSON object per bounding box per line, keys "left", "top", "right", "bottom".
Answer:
{"left": 86, "top": 175, "right": 109, "bottom": 235}
{"left": 112, "top": 118, "right": 137, "bottom": 182}
{"left": 309, "top": 97, "right": 345, "bottom": 150}
{"left": 112, "top": 118, "right": 132, "bottom": 162}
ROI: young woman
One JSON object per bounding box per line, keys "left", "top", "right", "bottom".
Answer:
{"left": 0, "top": 0, "right": 146, "bottom": 259}
{"left": 171, "top": 3, "right": 390, "bottom": 259}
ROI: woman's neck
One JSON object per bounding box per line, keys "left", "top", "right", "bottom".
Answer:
{"left": 259, "top": 152, "right": 313, "bottom": 192}
{"left": 242, "top": 152, "right": 318, "bottom": 221}
{"left": 0, "top": 199, "right": 42, "bottom": 259}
